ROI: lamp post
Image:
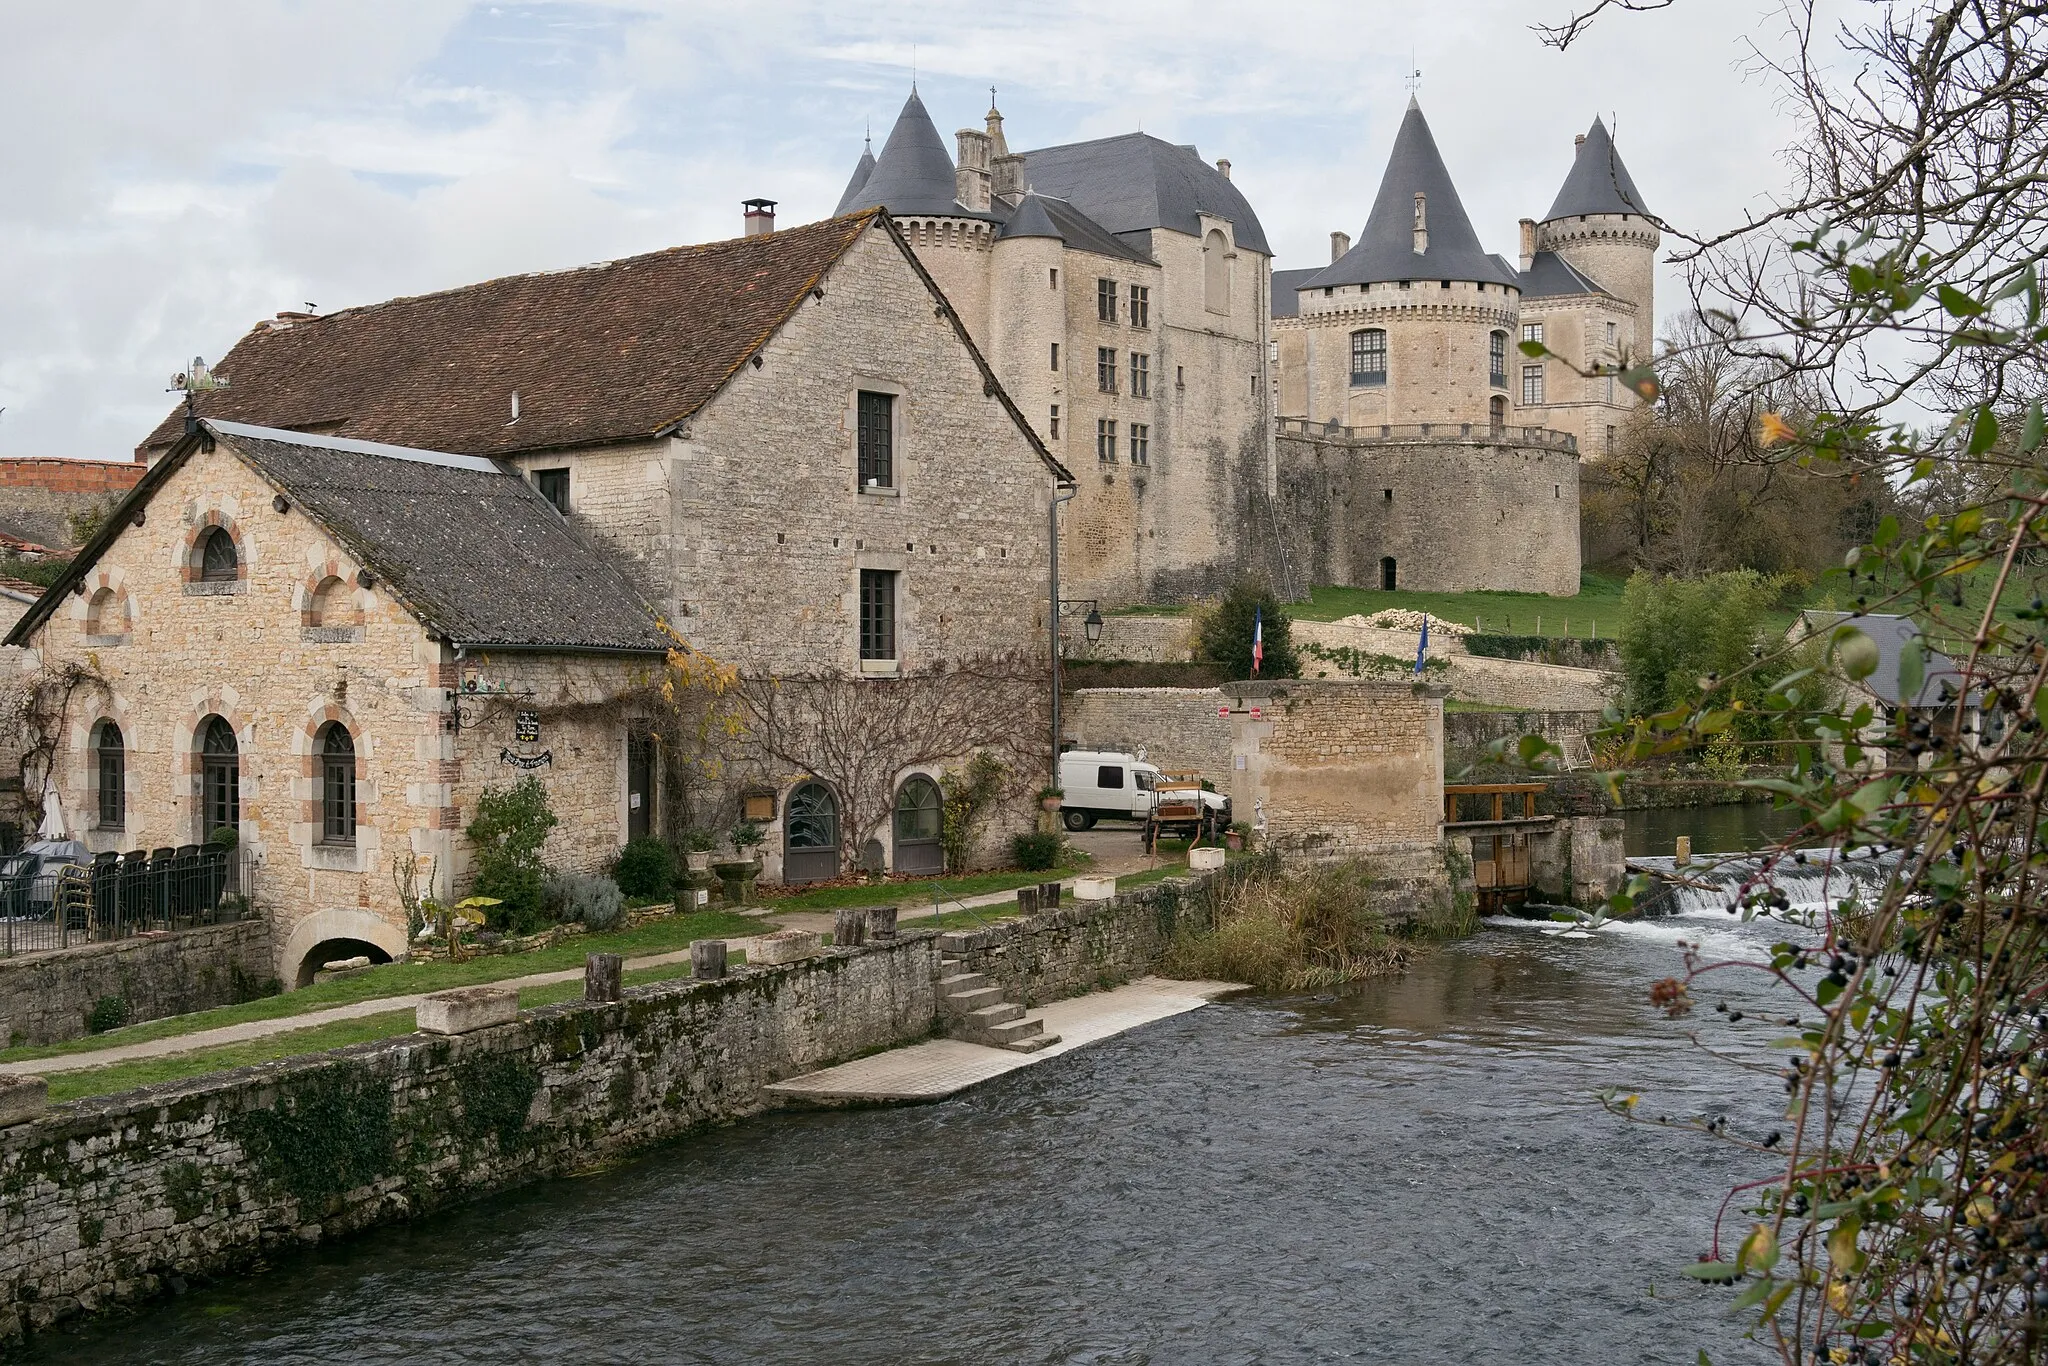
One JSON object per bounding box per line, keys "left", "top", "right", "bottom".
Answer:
{"left": 1084, "top": 607, "right": 1104, "bottom": 645}
{"left": 1048, "top": 484, "right": 1078, "bottom": 787}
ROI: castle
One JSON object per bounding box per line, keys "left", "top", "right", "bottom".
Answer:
{"left": 842, "top": 92, "right": 1658, "bottom": 601}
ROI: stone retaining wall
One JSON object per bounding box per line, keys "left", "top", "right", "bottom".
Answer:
{"left": 1062, "top": 613, "right": 1194, "bottom": 663}
{"left": 1063, "top": 687, "right": 1234, "bottom": 781}
{"left": 0, "top": 919, "right": 276, "bottom": 1047}
{"left": 0, "top": 870, "right": 1230, "bottom": 1345}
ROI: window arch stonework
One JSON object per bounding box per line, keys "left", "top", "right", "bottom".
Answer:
{"left": 302, "top": 565, "right": 364, "bottom": 640}
{"left": 1203, "top": 228, "right": 1231, "bottom": 314}
{"left": 297, "top": 702, "right": 367, "bottom": 858}
{"left": 180, "top": 512, "right": 247, "bottom": 594}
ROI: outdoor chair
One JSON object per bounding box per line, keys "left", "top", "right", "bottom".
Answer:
{"left": 89, "top": 852, "right": 120, "bottom": 938}
{"left": 201, "top": 847, "right": 230, "bottom": 915}
{"left": 169, "top": 845, "right": 201, "bottom": 921}
{"left": 119, "top": 851, "right": 151, "bottom": 924}
{"left": 148, "top": 847, "right": 176, "bottom": 925}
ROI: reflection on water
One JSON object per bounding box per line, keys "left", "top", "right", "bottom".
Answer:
{"left": 1622, "top": 802, "right": 1809, "bottom": 857}
{"left": 36, "top": 921, "right": 1794, "bottom": 1366}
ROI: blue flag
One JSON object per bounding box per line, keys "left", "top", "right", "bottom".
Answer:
{"left": 1414, "top": 615, "right": 1429, "bottom": 675}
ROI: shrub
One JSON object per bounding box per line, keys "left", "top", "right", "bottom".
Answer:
{"left": 1616, "top": 570, "right": 1785, "bottom": 720}
{"left": 466, "top": 776, "right": 558, "bottom": 934}
{"left": 1012, "top": 830, "right": 1061, "bottom": 870}
{"left": 1162, "top": 860, "right": 1409, "bottom": 991}
{"left": 942, "top": 751, "right": 1006, "bottom": 871}
{"left": 546, "top": 872, "right": 626, "bottom": 931}
{"left": 86, "top": 995, "right": 128, "bottom": 1034}
{"left": 206, "top": 825, "right": 238, "bottom": 850}
{"left": 1195, "top": 580, "right": 1300, "bottom": 679}
{"left": 612, "top": 837, "right": 674, "bottom": 899}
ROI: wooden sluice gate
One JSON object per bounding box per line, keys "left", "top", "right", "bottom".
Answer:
{"left": 1443, "top": 783, "right": 1552, "bottom": 914}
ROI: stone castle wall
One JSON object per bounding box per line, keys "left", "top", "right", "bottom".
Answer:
{"left": 1274, "top": 431, "right": 1580, "bottom": 596}
{"left": 0, "top": 459, "right": 146, "bottom": 549}
{"left": 1280, "top": 279, "right": 1519, "bottom": 428}
{"left": 0, "top": 918, "right": 275, "bottom": 1047}
{"left": 1062, "top": 687, "right": 1234, "bottom": 782}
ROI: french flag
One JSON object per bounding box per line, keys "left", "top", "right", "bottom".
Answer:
{"left": 1252, "top": 607, "right": 1264, "bottom": 675}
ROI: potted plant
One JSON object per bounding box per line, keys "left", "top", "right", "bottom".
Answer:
{"left": 1226, "top": 820, "right": 1251, "bottom": 852}
{"left": 682, "top": 827, "right": 716, "bottom": 874}
{"left": 1038, "top": 785, "right": 1064, "bottom": 813}
{"left": 730, "top": 819, "right": 765, "bottom": 863}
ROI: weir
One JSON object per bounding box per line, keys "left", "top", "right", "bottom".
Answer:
{"left": 1627, "top": 845, "right": 1903, "bottom": 920}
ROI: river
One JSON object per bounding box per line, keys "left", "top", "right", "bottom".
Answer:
{"left": 33, "top": 903, "right": 1809, "bottom": 1365}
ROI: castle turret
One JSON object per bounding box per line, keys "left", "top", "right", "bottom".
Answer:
{"left": 1537, "top": 117, "right": 1658, "bottom": 340}
{"left": 832, "top": 134, "right": 877, "bottom": 216}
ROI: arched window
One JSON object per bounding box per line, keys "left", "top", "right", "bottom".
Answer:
{"left": 1203, "top": 228, "right": 1230, "bottom": 314}
{"left": 319, "top": 724, "right": 356, "bottom": 845}
{"left": 1350, "top": 329, "right": 1387, "bottom": 386}
{"left": 199, "top": 715, "right": 239, "bottom": 840}
{"left": 308, "top": 575, "right": 359, "bottom": 629}
{"left": 198, "top": 528, "right": 239, "bottom": 582}
{"left": 1489, "top": 395, "right": 1508, "bottom": 432}
{"left": 94, "top": 721, "right": 124, "bottom": 830}
{"left": 783, "top": 781, "right": 840, "bottom": 884}
{"left": 893, "top": 775, "right": 944, "bottom": 875}
{"left": 1489, "top": 331, "right": 1509, "bottom": 388}
{"left": 85, "top": 587, "right": 124, "bottom": 638}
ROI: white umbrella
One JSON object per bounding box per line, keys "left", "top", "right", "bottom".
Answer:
{"left": 36, "top": 788, "right": 63, "bottom": 840}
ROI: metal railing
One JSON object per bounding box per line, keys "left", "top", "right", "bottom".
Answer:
{"left": 1276, "top": 417, "right": 1579, "bottom": 452}
{"left": 0, "top": 846, "right": 249, "bottom": 957}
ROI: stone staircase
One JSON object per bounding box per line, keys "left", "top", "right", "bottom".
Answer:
{"left": 937, "top": 958, "right": 1060, "bottom": 1053}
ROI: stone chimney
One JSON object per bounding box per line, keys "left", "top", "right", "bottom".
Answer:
{"left": 1412, "top": 192, "right": 1428, "bottom": 255}
{"left": 986, "top": 102, "right": 1010, "bottom": 157}
{"left": 1519, "top": 218, "right": 1537, "bottom": 271}
{"left": 956, "top": 128, "right": 992, "bottom": 212}
{"left": 1215, "top": 158, "right": 1231, "bottom": 180}
{"left": 1330, "top": 231, "right": 1351, "bottom": 263}
{"left": 992, "top": 152, "right": 1026, "bottom": 203}
{"left": 743, "top": 198, "right": 776, "bottom": 236}
{"left": 1574, "top": 133, "right": 1586, "bottom": 148}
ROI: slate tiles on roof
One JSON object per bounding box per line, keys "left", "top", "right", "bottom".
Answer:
{"left": 1543, "top": 117, "right": 1653, "bottom": 221}
{"left": 1519, "top": 250, "right": 1613, "bottom": 301}
{"left": 1269, "top": 267, "right": 1323, "bottom": 319}
{"left": 1018, "top": 132, "right": 1271, "bottom": 255}
{"left": 139, "top": 212, "right": 878, "bottom": 460}
{"left": 844, "top": 91, "right": 983, "bottom": 219}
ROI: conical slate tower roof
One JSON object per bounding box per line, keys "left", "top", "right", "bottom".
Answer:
{"left": 1304, "top": 99, "right": 1517, "bottom": 291}
{"left": 1543, "top": 116, "right": 1651, "bottom": 220}
{"left": 833, "top": 139, "right": 877, "bottom": 215}
{"left": 844, "top": 90, "right": 983, "bottom": 218}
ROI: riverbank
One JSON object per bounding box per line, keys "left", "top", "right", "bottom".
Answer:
{"left": 0, "top": 863, "right": 1246, "bottom": 1348}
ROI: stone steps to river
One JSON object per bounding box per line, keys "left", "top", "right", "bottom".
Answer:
{"left": 938, "top": 961, "right": 1059, "bottom": 1054}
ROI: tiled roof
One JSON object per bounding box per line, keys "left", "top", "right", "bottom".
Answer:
{"left": 137, "top": 213, "right": 881, "bottom": 460}
{"left": 0, "top": 578, "right": 45, "bottom": 601}
{"left": 0, "top": 530, "right": 55, "bottom": 556}
{"left": 1518, "top": 250, "right": 1613, "bottom": 300}
{"left": 842, "top": 91, "right": 984, "bottom": 219}
{"left": 1543, "top": 117, "right": 1653, "bottom": 221}
{"left": 1019, "top": 132, "right": 1272, "bottom": 255}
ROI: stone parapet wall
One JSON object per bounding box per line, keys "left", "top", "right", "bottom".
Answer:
{"left": 0, "top": 918, "right": 275, "bottom": 1047}
{"left": 1062, "top": 613, "right": 1194, "bottom": 663}
{"left": 1063, "top": 687, "right": 1233, "bottom": 782}
{"left": 1444, "top": 655, "right": 1612, "bottom": 710}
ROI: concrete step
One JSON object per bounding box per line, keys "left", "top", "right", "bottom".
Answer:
{"left": 937, "top": 971, "right": 989, "bottom": 995}
{"left": 986, "top": 1014, "right": 1044, "bottom": 1044}
{"left": 999, "top": 1030, "right": 1061, "bottom": 1055}
{"left": 945, "top": 985, "right": 1008, "bottom": 1014}
{"left": 968, "top": 1001, "right": 1024, "bottom": 1029}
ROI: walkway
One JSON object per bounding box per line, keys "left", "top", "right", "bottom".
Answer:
{"left": 0, "top": 854, "right": 1184, "bottom": 1079}
{"left": 763, "top": 977, "right": 1246, "bottom": 1103}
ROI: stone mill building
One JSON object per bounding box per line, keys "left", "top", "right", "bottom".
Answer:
{"left": 1269, "top": 101, "right": 1658, "bottom": 596}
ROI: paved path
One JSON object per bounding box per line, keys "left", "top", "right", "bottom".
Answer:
{"left": 1, "top": 860, "right": 1188, "bottom": 1079}
{"left": 762, "top": 977, "right": 1246, "bottom": 1104}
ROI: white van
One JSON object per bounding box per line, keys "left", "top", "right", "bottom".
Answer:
{"left": 1056, "top": 750, "right": 1159, "bottom": 830}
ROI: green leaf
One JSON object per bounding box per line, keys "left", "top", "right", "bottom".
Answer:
{"left": 1851, "top": 777, "right": 1892, "bottom": 815}
{"left": 1817, "top": 975, "right": 1844, "bottom": 1006}
{"left": 1967, "top": 405, "right": 2000, "bottom": 455}
{"left": 1681, "top": 1261, "right": 1743, "bottom": 1283}
{"left": 1517, "top": 339, "right": 1547, "bottom": 357}
{"left": 1896, "top": 634, "right": 1925, "bottom": 702}
{"left": 1936, "top": 283, "right": 1984, "bottom": 317}
{"left": 2022, "top": 399, "right": 2046, "bottom": 455}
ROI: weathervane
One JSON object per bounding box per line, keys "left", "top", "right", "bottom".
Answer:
{"left": 1405, "top": 51, "right": 1423, "bottom": 96}
{"left": 169, "top": 355, "right": 229, "bottom": 435}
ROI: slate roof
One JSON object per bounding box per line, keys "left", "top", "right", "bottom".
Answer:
{"left": 1000, "top": 193, "right": 1154, "bottom": 264}
{"left": 841, "top": 91, "right": 988, "bottom": 219}
{"left": 1302, "top": 99, "right": 1519, "bottom": 292}
{"left": 1269, "top": 267, "right": 1323, "bottom": 319}
{"left": 833, "top": 143, "right": 878, "bottom": 215}
{"left": 137, "top": 212, "right": 881, "bottom": 461}
{"left": 1018, "top": 132, "right": 1271, "bottom": 255}
{"left": 9, "top": 421, "right": 671, "bottom": 654}
{"left": 1519, "top": 250, "right": 1613, "bottom": 301}
{"left": 1543, "top": 117, "right": 1653, "bottom": 221}
{"left": 1799, "top": 611, "right": 1968, "bottom": 709}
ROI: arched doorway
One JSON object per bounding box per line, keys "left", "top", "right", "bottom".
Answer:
{"left": 893, "top": 775, "right": 944, "bottom": 875}
{"left": 198, "top": 715, "right": 239, "bottom": 842}
{"left": 783, "top": 781, "right": 840, "bottom": 884}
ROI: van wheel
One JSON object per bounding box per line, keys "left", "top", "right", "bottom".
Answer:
{"left": 1062, "top": 810, "right": 1096, "bottom": 832}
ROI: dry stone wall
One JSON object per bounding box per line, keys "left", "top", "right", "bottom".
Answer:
{"left": 0, "top": 919, "right": 274, "bottom": 1047}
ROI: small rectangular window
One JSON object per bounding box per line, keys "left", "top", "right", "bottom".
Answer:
{"left": 1050, "top": 341, "right": 1059, "bottom": 371}
{"left": 1097, "top": 347, "right": 1118, "bottom": 393}
{"left": 1605, "top": 320, "right": 1617, "bottom": 347}
{"left": 1130, "top": 423, "right": 1149, "bottom": 465}
{"left": 1049, "top": 404, "right": 1060, "bottom": 438}
{"left": 858, "top": 569, "right": 897, "bottom": 661}
{"left": 535, "top": 468, "right": 570, "bottom": 513}
{"left": 1522, "top": 364, "right": 1545, "bottom": 405}
{"left": 856, "top": 391, "right": 894, "bottom": 488}
{"left": 1521, "top": 322, "right": 1544, "bottom": 345}
{"left": 1606, "top": 424, "right": 1617, "bottom": 454}
{"left": 1130, "top": 352, "right": 1150, "bottom": 398}
{"left": 1176, "top": 365, "right": 1184, "bottom": 387}
{"left": 1096, "top": 764, "right": 1125, "bottom": 790}
{"left": 1096, "top": 418, "right": 1117, "bottom": 463}
{"left": 1049, "top": 267, "right": 1059, "bottom": 289}
{"left": 1489, "top": 331, "right": 1508, "bottom": 387}
{"left": 1128, "top": 284, "right": 1150, "bottom": 328}
{"left": 1097, "top": 278, "right": 1117, "bottom": 322}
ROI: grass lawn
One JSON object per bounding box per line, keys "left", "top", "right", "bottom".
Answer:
{"left": 0, "top": 908, "right": 767, "bottom": 1066}
{"left": 1291, "top": 571, "right": 1632, "bottom": 637}
{"left": 42, "top": 958, "right": 735, "bottom": 1104}
{"left": 756, "top": 863, "right": 1090, "bottom": 914}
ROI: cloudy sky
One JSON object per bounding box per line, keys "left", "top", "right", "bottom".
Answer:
{"left": 2, "top": 0, "right": 1826, "bottom": 462}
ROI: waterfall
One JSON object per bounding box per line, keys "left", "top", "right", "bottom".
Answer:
{"left": 1627, "top": 847, "right": 1902, "bottom": 922}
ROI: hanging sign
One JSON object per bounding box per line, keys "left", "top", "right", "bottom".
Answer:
{"left": 500, "top": 747, "right": 553, "bottom": 770}
{"left": 1249, "top": 706, "right": 1264, "bottom": 720}
{"left": 515, "top": 711, "right": 541, "bottom": 744}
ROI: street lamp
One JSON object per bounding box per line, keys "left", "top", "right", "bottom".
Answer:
{"left": 1084, "top": 608, "right": 1104, "bottom": 645}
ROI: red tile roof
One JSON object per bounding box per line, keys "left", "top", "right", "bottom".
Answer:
{"left": 139, "top": 213, "right": 882, "bottom": 460}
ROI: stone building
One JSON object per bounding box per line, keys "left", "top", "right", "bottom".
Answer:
{"left": 1268, "top": 102, "right": 1657, "bottom": 596}
{"left": 7, "top": 420, "right": 674, "bottom": 985}
{"left": 834, "top": 91, "right": 1278, "bottom": 605}
{"left": 122, "top": 210, "right": 1069, "bottom": 890}
{"left": 0, "top": 458, "right": 146, "bottom": 551}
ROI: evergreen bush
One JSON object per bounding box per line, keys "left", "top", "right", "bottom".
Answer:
{"left": 1195, "top": 580, "right": 1300, "bottom": 679}
{"left": 1012, "top": 830, "right": 1061, "bottom": 870}
{"left": 612, "top": 837, "right": 675, "bottom": 899}
{"left": 465, "top": 776, "right": 558, "bottom": 934}
{"left": 545, "top": 872, "right": 626, "bottom": 931}
{"left": 86, "top": 995, "right": 128, "bottom": 1034}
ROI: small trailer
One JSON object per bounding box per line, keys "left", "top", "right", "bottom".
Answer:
{"left": 1142, "top": 774, "right": 1230, "bottom": 850}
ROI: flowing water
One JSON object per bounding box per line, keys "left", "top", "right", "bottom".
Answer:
{"left": 31, "top": 902, "right": 1831, "bottom": 1366}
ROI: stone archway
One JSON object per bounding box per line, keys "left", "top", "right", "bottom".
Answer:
{"left": 280, "top": 906, "right": 408, "bottom": 987}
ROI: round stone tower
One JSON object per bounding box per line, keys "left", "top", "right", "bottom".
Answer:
{"left": 1536, "top": 117, "right": 1658, "bottom": 343}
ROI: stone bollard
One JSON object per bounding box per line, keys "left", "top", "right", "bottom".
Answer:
{"left": 584, "top": 952, "right": 623, "bottom": 1003}
{"left": 833, "top": 907, "right": 869, "bottom": 947}
{"left": 1675, "top": 835, "right": 1693, "bottom": 867}
{"left": 1039, "top": 881, "right": 1062, "bottom": 907}
{"left": 690, "top": 939, "right": 728, "bottom": 980}
{"left": 868, "top": 905, "right": 898, "bottom": 940}
{"left": 1073, "top": 875, "right": 1117, "bottom": 901}
{"left": 0, "top": 1074, "right": 48, "bottom": 1127}
{"left": 1016, "top": 886, "right": 1040, "bottom": 914}
{"left": 417, "top": 986, "right": 518, "bottom": 1036}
